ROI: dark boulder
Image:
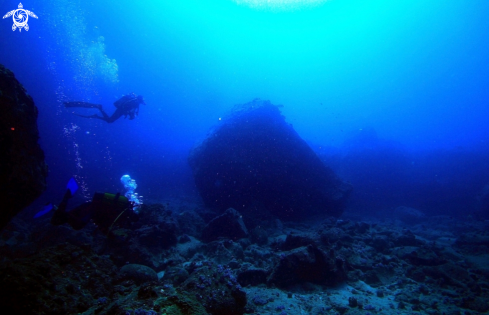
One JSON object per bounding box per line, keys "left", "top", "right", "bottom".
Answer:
{"left": 267, "top": 244, "right": 346, "bottom": 287}
{"left": 137, "top": 223, "right": 178, "bottom": 250}
{"left": 189, "top": 99, "right": 351, "bottom": 219}
{"left": 180, "top": 263, "right": 247, "bottom": 315}
{"left": 0, "top": 64, "right": 47, "bottom": 230}
{"left": 237, "top": 268, "right": 268, "bottom": 287}
{"left": 455, "top": 232, "right": 489, "bottom": 246}
{"left": 201, "top": 208, "right": 249, "bottom": 242}
{"left": 119, "top": 264, "right": 158, "bottom": 285}
{"left": 393, "top": 229, "right": 424, "bottom": 247}
{"left": 0, "top": 243, "right": 117, "bottom": 314}
{"left": 137, "top": 204, "right": 178, "bottom": 249}
{"left": 393, "top": 206, "right": 426, "bottom": 225}
{"left": 404, "top": 247, "right": 446, "bottom": 266}
{"left": 281, "top": 233, "right": 316, "bottom": 251}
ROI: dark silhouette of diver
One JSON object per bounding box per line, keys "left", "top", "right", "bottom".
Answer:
{"left": 64, "top": 93, "right": 145, "bottom": 123}
{"left": 43, "top": 178, "right": 139, "bottom": 235}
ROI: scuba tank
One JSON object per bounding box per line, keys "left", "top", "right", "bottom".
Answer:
{"left": 114, "top": 94, "right": 137, "bottom": 109}
{"left": 93, "top": 192, "right": 130, "bottom": 209}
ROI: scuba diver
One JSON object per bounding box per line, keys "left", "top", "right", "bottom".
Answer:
{"left": 35, "top": 178, "right": 138, "bottom": 235}
{"left": 64, "top": 93, "right": 145, "bottom": 123}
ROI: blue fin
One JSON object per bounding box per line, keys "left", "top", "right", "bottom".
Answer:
{"left": 67, "top": 177, "right": 79, "bottom": 196}
{"left": 33, "top": 203, "right": 54, "bottom": 218}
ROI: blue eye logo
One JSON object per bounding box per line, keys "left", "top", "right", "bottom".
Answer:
{"left": 3, "top": 3, "right": 38, "bottom": 32}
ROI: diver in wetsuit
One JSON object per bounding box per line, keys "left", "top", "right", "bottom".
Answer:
{"left": 48, "top": 179, "right": 138, "bottom": 235}
{"left": 64, "top": 93, "right": 145, "bottom": 123}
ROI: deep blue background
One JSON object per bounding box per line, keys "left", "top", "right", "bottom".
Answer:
{"left": 1, "top": 0, "right": 489, "bottom": 218}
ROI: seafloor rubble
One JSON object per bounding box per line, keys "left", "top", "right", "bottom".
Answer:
{"left": 0, "top": 201, "right": 488, "bottom": 315}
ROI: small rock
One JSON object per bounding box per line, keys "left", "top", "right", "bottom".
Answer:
{"left": 119, "top": 264, "right": 158, "bottom": 284}
{"left": 237, "top": 268, "right": 268, "bottom": 286}
{"left": 348, "top": 296, "right": 358, "bottom": 307}
{"left": 394, "top": 206, "right": 425, "bottom": 225}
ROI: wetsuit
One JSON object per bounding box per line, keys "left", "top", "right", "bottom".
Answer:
{"left": 64, "top": 93, "right": 145, "bottom": 123}
{"left": 51, "top": 190, "right": 138, "bottom": 235}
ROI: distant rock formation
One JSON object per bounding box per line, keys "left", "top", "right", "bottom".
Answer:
{"left": 0, "top": 64, "right": 48, "bottom": 230}
{"left": 189, "top": 99, "right": 351, "bottom": 220}
{"left": 393, "top": 206, "right": 426, "bottom": 225}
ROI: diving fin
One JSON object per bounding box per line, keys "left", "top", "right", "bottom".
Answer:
{"left": 67, "top": 177, "right": 79, "bottom": 197}
{"left": 33, "top": 203, "right": 54, "bottom": 218}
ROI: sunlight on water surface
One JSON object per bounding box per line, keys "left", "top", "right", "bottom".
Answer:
{"left": 232, "top": 0, "right": 329, "bottom": 11}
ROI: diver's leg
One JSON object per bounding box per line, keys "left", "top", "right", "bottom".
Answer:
{"left": 64, "top": 101, "right": 103, "bottom": 109}
{"left": 105, "top": 109, "right": 124, "bottom": 123}
{"left": 51, "top": 189, "right": 73, "bottom": 226}
{"left": 106, "top": 114, "right": 120, "bottom": 123}
{"left": 65, "top": 101, "right": 112, "bottom": 123}
{"left": 72, "top": 113, "right": 111, "bottom": 123}
{"left": 96, "top": 107, "right": 112, "bottom": 121}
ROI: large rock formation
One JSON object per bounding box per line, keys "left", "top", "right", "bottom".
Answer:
{"left": 189, "top": 99, "right": 351, "bottom": 219}
{"left": 0, "top": 64, "right": 48, "bottom": 230}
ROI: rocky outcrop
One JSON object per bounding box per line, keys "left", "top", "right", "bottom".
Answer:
{"left": 0, "top": 64, "right": 48, "bottom": 230}
{"left": 119, "top": 264, "right": 158, "bottom": 285}
{"left": 0, "top": 243, "right": 118, "bottom": 314}
{"left": 189, "top": 99, "right": 352, "bottom": 220}
{"left": 201, "top": 208, "right": 249, "bottom": 242}
{"left": 180, "top": 263, "right": 247, "bottom": 315}
{"left": 267, "top": 244, "right": 346, "bottom": 287}
{"left": 237, "top": 268, "right": 268, "bottom": 287}
{"left": 393, "top": 206, "right": 426, "bottom": 225}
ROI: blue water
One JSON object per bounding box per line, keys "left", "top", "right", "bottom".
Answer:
{"left": 1, "top": 0, "right": 489, "bottom": 217}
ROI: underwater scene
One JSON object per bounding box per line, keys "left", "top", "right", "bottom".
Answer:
{"left": 1, "top": 0, "right": 489, "bottom": 314}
